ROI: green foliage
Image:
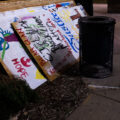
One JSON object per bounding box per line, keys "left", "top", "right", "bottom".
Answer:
{"left": 0, "top": 74, "right": 38, "bottom": 120}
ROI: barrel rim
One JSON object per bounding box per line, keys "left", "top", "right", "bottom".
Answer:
{"left": 79, "top": 16, "right": 116, "bottom": 24}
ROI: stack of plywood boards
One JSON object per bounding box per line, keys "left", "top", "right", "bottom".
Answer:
{"left": 0, "top": 0, "right": 87, "bottom": 89}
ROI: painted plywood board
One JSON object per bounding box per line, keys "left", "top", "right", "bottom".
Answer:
{"left": 0, "top": 2, "right": 75, "bottom": 88}
{"left": 12, "top": 5, "right": 86, "bottom": 81}
{"left": 0, "top": 24, "right": 47, "bottom": 89}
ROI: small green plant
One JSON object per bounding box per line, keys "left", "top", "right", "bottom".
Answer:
{"left": 0, "top": 74, "right": 38, "bottom": 120}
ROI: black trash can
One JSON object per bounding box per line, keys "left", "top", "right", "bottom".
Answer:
{"left": 74, "top": 0, "right": 93, "bottom": 16}
{"left": 79, "top": 16, "right": 116, "bottom": 78}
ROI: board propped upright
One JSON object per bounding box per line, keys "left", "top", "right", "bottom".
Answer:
{"left": 12, "top": 4, "right": 86, "bottom": 80}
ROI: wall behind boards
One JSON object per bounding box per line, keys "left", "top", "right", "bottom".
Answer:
{"left": 93, "top": 0, "right": 107, "bottom": 3}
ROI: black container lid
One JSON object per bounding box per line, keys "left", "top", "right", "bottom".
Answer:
{"left": 79, "top": 16, "right": 116, "bottom": 25}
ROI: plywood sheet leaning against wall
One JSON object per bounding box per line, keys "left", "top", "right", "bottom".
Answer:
{"left": 0, "top": 6, "right": 48, "bottom": 89}
{"left": 0, "top": 1, "right": 75, "bottom": 88}
{"left": 12, "top": 4, "right": 87, "bottom": 80}
{"left": 0, "top": 27, "right": 47, "bottom": 89}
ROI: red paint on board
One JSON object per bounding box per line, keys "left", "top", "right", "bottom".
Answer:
{"left": 12, "top": 58, "right": 29, "bottom": 79}
{"left": 20, "top": 57, "right": 31, "bottom": 67}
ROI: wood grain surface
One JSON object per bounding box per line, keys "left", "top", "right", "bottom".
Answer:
{"left": 0, "top": 0, "right": 75, "bottom": 12}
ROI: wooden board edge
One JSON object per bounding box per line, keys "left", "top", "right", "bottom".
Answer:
{"left": 12, "top": 22, "right": 60, "bottom": 81}
{"left": 0, "top": 0, "right": 76, "bottom": 12}
{"left": 0, "top": 58, "right": 13, "bottom": 78}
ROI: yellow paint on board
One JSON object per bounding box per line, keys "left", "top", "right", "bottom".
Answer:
{"left": 35, "top": 70, "right": 45, "bottom": 79}
{"left": 27, "top": 8, "right": 35, "bottom": 13}
{"left": 57, "top": 10, "right": 71, "bottom": 23}
{"left": 71, "top": 26, "right": 78, "bottom": 34}
{"left": 58, "top": 10, "right": 79, "bottom": 39}
{"left": 73, "top": 35, "right": 79, "bottom": 40}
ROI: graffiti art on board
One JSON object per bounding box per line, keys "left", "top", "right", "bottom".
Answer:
{"left": 12, "top": 6, "right": 82, "bottom": 80}
{"left": 2, "top": 33, "right": 47, "bottom": 89}
{"left": 20, "top": 57, "right": 31, "bottom": 67}
{"left": 19, "top": 16, "right": 67, "bottom": 62}
{"left": 57, "top": 9, "right": 79, "bottom": 40}
{"left": 0, "top": 28, "right": 12, "bottom": 59}
{"left": 13, "top": 17, "right": 19, "bottom": 22}
{"left": 48, "top": 6, "right": 86, "bottom": 54}
{"left": 57, "top": 5, "right": 87, "bottom": 41}
{"left": 12, "top": 57, "right": 30, "bottom": 79}
{"left": 42, "top": 1, "right": 74, "bottom": 12}
{"left": 49, "top": 11, "right": 79, "bottom": 53}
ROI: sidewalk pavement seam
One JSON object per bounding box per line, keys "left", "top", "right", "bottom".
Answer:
{"left": 90, "top": 91, "right": 120, "bottom": 104}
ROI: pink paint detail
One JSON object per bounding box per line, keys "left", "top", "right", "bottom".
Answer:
{"left": 20, "top": 57, "right": 31, "bottom": 67}
{"left": 4, "top": 34, "right": 18, "bottom": 42}
{"left": 12, "top": 58, "right": 29, "bottom": 78}
{"left": 12, "top": 58, "right": 19, "bottom": 65}
{"left": 21, "top": 16, "right": 34, "bottom": 20}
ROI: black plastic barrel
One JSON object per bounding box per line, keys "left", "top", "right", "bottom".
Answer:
{"left": 79, "top": 16, "right": 116, "bottom": 78}
{"left": 74, "top": 0, "right": 93, "bottom": 16}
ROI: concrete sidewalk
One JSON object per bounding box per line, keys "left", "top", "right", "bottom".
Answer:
{"left": 67, "top": 4, "right": 120, "bottom": 120}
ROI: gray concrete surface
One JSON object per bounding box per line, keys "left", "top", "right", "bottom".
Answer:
{"left": 67, "top": 4, "right": 120, "bottom": 120}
